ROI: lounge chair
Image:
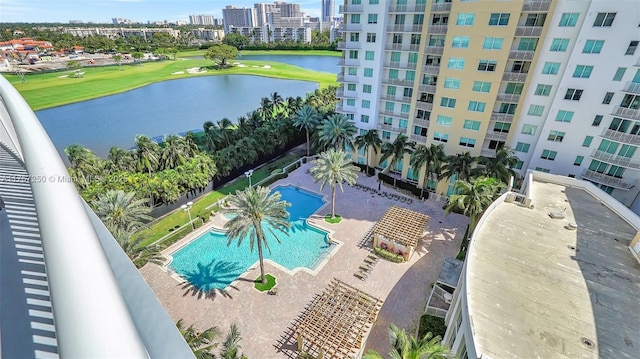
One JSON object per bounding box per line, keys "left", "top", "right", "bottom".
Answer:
{"left": 354, "top": 271, "right": 367, "bottom": 280}
{"left": 364, "top": 257, "right": 377, "bottom": 265}
{"left": 268, "top": 288, "right": 279, "bottom": 295}
{"left": 359, "top": 264, "right": 373, "bottom": 272}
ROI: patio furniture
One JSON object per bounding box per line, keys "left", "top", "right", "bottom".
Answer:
{"left": 364, "top": 257, "right": 377, "bottom": 265}
{"left": 354, "top": 271, "right": 368, "bottom": 280}
{"left": 359, "top": 264, "right": 373, "bottom": 272}
{"left": 268, "top": 288, "right": 279, "bottom": 296}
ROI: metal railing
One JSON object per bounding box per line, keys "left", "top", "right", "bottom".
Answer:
{"left": 431, "top": 2, "right": 452, "bottom": 12}
{"left": 496, "top": 93, "right": 521, "bottom": 103}
{"left": 515, "top": 25, "right": 543, "bottom": 37}
{"left": 612, "top": 106, "right": 640, "bottom": 121}
{"left": 600, "top": 128, "right": 640, "bottom": 145}
{"left": 490, "top": 112, "right": 515, "bottom": 123}
{"left": 338, "top": 4, "right": 364, "bottom": 13}
{"left": 502, "top": 71, "right": 529, "bottom": 83}
{"left": 337, "top": 41, "right": 361, "bottom": 50}
{"left": 0, "top": 76, "right": 193, "bottom": 358}
{"left": 522, "top": 0, "right": 551, "bottom": 12}
{"left": 422, "top": 65, "right": 440, "bottom": 74}
{"left": 590, "top": 150, "right": 640, "bottom": 169}
{"left": 416, "top": 101, "right": 434, "bottom": 111}
{"left": 413, "top": 118, "right": 430, "bottom": 128}
{"left": 389, "top": 4, "right": 427, "bottom": 12}
{"left": 411, "top": 134, "right": 428, "bottom": 142}
{"left": 509, "top": 50, "right": 536, "bottom": 61}
{"left": 424, "top": 45, "right": 445, "bottom": 55}
{"left": 623, "top": 82, "right": 640, "bottom": 95}
{"left": 581, "top": 169, "right": 634, "bottom": 189}
{"left": 428, "top": 25, "right": 448, "bottom": 34}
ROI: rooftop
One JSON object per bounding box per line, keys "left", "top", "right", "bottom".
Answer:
{"left": 468, "top": 179, "right": 640, "bottom": 358}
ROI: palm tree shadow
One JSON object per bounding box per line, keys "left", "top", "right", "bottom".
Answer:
{"left": 177, "top": 259, "right": 245, "bottom": 300}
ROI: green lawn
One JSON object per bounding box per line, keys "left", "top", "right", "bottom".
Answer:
{"left": 254, "top": 274, "right": 277, "bottom": 292}
{"left": 5, "top": 59, "right": 337, "bottom": 110}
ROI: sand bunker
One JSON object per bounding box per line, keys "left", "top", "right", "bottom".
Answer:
{"left": 172, "top": 71, "right": 184, "bottom": 75}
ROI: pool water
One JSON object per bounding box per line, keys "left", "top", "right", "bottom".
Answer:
{"left": 169, "top": 185, "right": 331, "bottom": 291}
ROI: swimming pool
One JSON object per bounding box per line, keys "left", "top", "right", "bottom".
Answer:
{"left": 168, "top": 185, "right": 332, "bottom": 291}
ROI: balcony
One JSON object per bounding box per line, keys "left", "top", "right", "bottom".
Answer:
{"left": 413, "top": 118, "right": 430, "bottom": 127}
{"left": 335, "top": 104, "right": 357, "bottom": 113}
{"left": 337, "top": 41, "right": 361, "bottom": 50}
{"left": 425, "top": 45, "right": 444, "bottom": 55}
{"left": 522, "top": 0, "right": 551, "bottom": 12}
{"left": 590, "top": 150, "right": 640, "bottom": 169}
{"left": 377, "top": 123, "right": 407, "bottom": 134}
{"left": 416, "top": 101, "right": 434, "bottom": 111}
{"left": 581, "top": 170, "right": 635, "bottom": 190}
{"left": 338, "top": 58, "right": 360, "bottom": 66}
{"left": 382, "top": 78, "right": 415, "bottom": 87}
{"left": 336, "top": 89, "right": 357, "bottom": 98}
{"left": 344, "top": 23, "right": 362, "bottom": 31}
{"left": 379, "top": 109, "right": 399, "bottom": 117}
{"left": 419, "top": 84, "right": 437, "bottom": 93}
{"left": 338, "top": 4, "right": 364, "bottom": 13}
{"left": 411, "top": 133, "right": 428, "bottom": 142}
{"left": 337, "top": 74, "right": 359, "bottom": 83}
{"left": 385, "top": 43, "right": 421, "bottom": 51}
{"left": 389, "top": 4, "right": 427, "bottom": 12}
{"left": 490, "top": 112, "right": 515, "bottom": 123}
{"left": 481, "top": 148, "right": 496, "bottom": 157}
{"left": 502, "top": 71, "right": 529, "bottom": 82}
{"left": 428, "top": 25, "right": 448, "bottom": 34}
{"left": 515, "top": 25, "right": 543, "bottom": 37}
{"left": 380, "top": 93, "right": 401, "bottom": 101}
{"left": 622, "top": 81, "right": 640, "bottom": 95}
{"left": 496, "top": 93, "right": 521, "bottom": 103}
{"left": 386, "top": 24, "right": 423, "bottom": 33}
{"left": 612, "top": 106, "right": 640, "bottom": 121}
{"left": 383, "top": 61, "right": 417, "bottom": 70}
{"left": 431, "top": 2, "right": 452, "bottom": 12}
{"left": 422, "top": 65, "right": 440, "bottom": 74}
{"left": 484, "top": 131, "right": 509, "bottom": 142}
{"left": 509, "top": 50, "right": 535, "bottom": 61}
{"left": 600, "top": 129, "right": 640, "bottom": 145}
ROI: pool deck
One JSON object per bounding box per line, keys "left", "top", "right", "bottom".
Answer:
{"left": 140, "top": 161, "right": 468, "bottom": 357}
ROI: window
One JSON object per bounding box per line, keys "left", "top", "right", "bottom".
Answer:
{"left": 472, "top": 81, "right": 491, "bottom": 93}
{"left": 352, "top": 0, "right": 361, "bottom": 4}
{"left": 385, "top": 101, "right": 394, "bottom": 112}
{"left": 499, "top": 103, "right": 517, "bottom": 114}
{"left": 366, "top": 33, "right": 376, "bottom": 42}
{"left": 382, "top": 131, "right": 391, "bottom": 140}
{"left": 477, "top": 60, "right": 497, "bottom": 72}
{"left": 528, "top": 105, "right": 544, "bottom": 116}
{"left": 603, "top": 92, "right": 614, "bottom": 104}
{"left": 405, "top": 70, "right": 415, "bottom": 81}
{"left": 592, "top": 115, "right": 603, "bottom": 126}
{"left": 459, "top": 137, "right": 476, "bottom": 148}
{"left": 463, "top": 120, "right": 481, "bottom": 131}
{"left": 425, "top": 55, "right": 441, "bottom": 66}
{"left": 525, "top": 13, "right": 547, "bottom": 26}
{"left": 410, "top": 34, "right": 421, "bottom": 45}
{"left": 399, "top": 119, "right": 408, "bottom": 129}
{"left": 387, "top": 86, "right": 396, "bottom": 95}
{"left": 433, "top": 132, "right": 448, "bottom": 143}
{"left": 583, "top": 40, "right": 604, "bottom": 54}
{"left": 369, "top": 0, "right": 379, "bottom": 3}
{"left": 535, "top": 84, "right": 552, "bottom": 96}
{"left": 448, "top": 57, "right": 465, "bottom": 69}
{"left": 506, "top": 82, "right": 524, "bottom": 94}
{"left": 483, "top": 37, "right": 503, "bottom": 50}
{"left": 363, "top": 84, "right": 372, "bottom": 93}
{"left": 619, "top": 144, "right": 637, "bottom": 158}
{"left": 413, "top": 14, "right": 424, "bottom": 25}
{"left": 626, "top": 41, "right": 639, "bottom": 55}
{"left": 414, "top": 126, "right": 428, "bottom": 136}
{"left": 550, "top": 38, "right": 570, "bottom": 52}
{"left": 361, "top": 100, "right": 370, "bottom": 108}
{"left": 489, "top": 13, "right": 510, "bottom": 26}
{"left": 348, "top": 67, "right": 357, "bottom": 75}
{"left": 395, "top": 14, "right": 406, "bottom": 25}
{"left": 559, "top": 13, "right": 579, "bottom": 27}
{"left": 368, "top": 14, "right": 378, "bottom": 24}
{"left": 347, "top": 83, "right": 356, "bottom": 91}
{"left": 468, "top": 101, "right": 486, "bottom": 112}
{"left": 488, "top": 140, "right": 505, "bottom": 150}
{"left": 555, "top": 110, "right": 574, "bottom": 122}
{"left": 573, "top": 65, "right": 593, "bottom": 79}
{"left": 593, "top": 12, "right": 616, "bottom": 27}
{"left": 346, "top": 99, "right": 356, "bottom": 106}
{"left": 452, "top": 36, "right": 470, "bottom": 48}
{"left": 432, "top": 14, "right": 449, "bottom": 25}
{"left": 390, "top": 52, "right": 401, "bottom": 62}
{"left": 456, "top": 13, "right": 475, "bottom": 26}
{"left": 518, "top": 38, "right": 538, "bottom": 51}
{"left": 350, "top": 32, "right": 360, "bottom": 42}
{"left": 564, "top": 89, "right": 583, "bottom": 101}
{"left": 408, "top": 52, "right": 419, "bottom": 63}
{"left": 440, "top": 97, "right": 456, "bottom": 108}
{"left": 401, "top": 103, "right": 410, "bottom": 114}
{"left": 365, "top": 51, "right": 374, "bottom": 61}
{"left": 583, "top": 136, "right": 594, "bottom": 147}
{"left": 541, "top": 150, "right": 557, "bottom": 160}
{"left": 494, "top": 122, "right": 511, "bottom": 133}
{"left": 436, "top": 115, "right": 452, "bottom": 126}
{"left": 360, "top": 114, "right": 369, "bottom": 123}
{"left": 383, "top": 116, "right": 393, "bottom": 126}
{"left": 515, "top": 142, "right": 530, "bottom": 153}
{"left": 515, "top": 161, "right": 524, "bottom": 170}
{"left": 613, "top": 67, "right": 626, "bottom": 81}
{"left": 598, "top": 139, "right": 619, "bottom": 154}
{"left": 444, "top": 78, "right": 461, "bottom": 89}
{"left": 547, "top": 130, "right": 565, "bottom": 142}
{"left": 574, "top": 156, "right": 584, "bottom": 166}
{"left": 521, "top": 124, "right": 537, "bottom": 135}
{"left": 348, "top": 50, "right": 358, "bottom": 59}
{"left": 542, "top": 62, "right": 560, "bottom": 75}
{"left": 393, "top": 34, "right": 403, "bottom": 44}
{"left": 389, "top": 69, "right": 399, "bottom": 79}
{"left": 351, "top": 14, "right": 360, "bottom": 24}
{"left": 621, "top": 94, "right": 640, "bottom": 109}
{"left": 364, "top": 68, "right": 373, "bottom": 77}
{"left": 535, "top": 167, "right": 551, "bottom": 173}
{"left": 511, "top": 60, "right": 531, "bottom": 73}
{"left": 428, "top": 35, "right": 445, "bottom": 46}
{"left": 403, "top": 87, "right": 412, "bottom": 97}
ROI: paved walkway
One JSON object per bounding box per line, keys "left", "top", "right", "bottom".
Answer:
{"left": 140, "top": 162, "right": 467, "bottom": 358}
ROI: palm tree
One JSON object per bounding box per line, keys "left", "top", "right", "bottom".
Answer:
{"left": 160, "top": 134, "right": 188, "bottom": 170}
{"left": 380, "top": 134, "right": 414, "bottom": 184}
{"left": 292, "top": 104, "right": 320, "bottom": 156}
{"left": 445, "top": 176, "right": 505, "bottom": 235}
{"left": 219, "top": 323, "right": 246, "bottom": 359}
{"left": 134, "top": 135, "right": 160, "bottom": 174}
{"left": 176, "top": 319, "right": 220, "bottom": 359}
{"left": 475, "top": 146, "right": 519, "bottom": 185}
{"left": 106, "top": 146, "right": 136, "bottom": 172}
{"left": 310, "top": 149, "right": 359, "bottom": 219}
{"left": 410, "top": 144, "right": 445, "bottom": 194}
{"left": 354, "top": 129, "right": 382, "bottom": 175}
{"left": 315, "top": 113, "right": 357, "bottom": 151}
{"left": 64, "top": 144, "right": 102, "bottom": 188}
{"left": 111, "top": 227, "right": 164, "bottom": 268}
{"left": 222, "top": 186, "right": 291, "bottom": 284}
{"left": 92, "top": 190, "right": 152, "bottom": 231}
{"left": 363, "top": 324, "right": 450, "bottom": 359}
{"left": 442, "top": 152, "right": 476, "bottom": 183}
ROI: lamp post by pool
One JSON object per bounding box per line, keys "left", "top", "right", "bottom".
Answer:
{"left": 181, "top": 201, "right": 194, "bottom": 230}
{"left": 245, "top": 169, "right": 254, "bottom": 188}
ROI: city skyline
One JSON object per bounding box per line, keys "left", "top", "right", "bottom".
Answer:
{"left": 0, "top": 0, "right": 334, "bottom": 24}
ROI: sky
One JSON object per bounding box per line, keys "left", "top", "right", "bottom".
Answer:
{"left": 0, "top": 0, "right": 333, "bottom": 24}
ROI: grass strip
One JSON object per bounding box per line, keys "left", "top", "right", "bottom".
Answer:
{"left": 324, "top": 214, "right": 343, "bottom": 224}
{"left": 254, "top": 274, "right": 277, "bottom": 292}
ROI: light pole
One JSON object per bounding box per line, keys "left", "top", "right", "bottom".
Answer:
{"left": 181, "top": 201, "right": 194, "bottom": 230}
{"left": 245, "top": 169, "right": 254, "bottom": 188}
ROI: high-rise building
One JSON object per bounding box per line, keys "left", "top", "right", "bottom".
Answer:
{"left": 222, "top": 6, "right": 257, "bottom": 34}
{"left": 254, "top": 2, "right": 304, "bottom": 27}
{"left": 189, "top": 14, "right": 215, "bottom": 26}
{"left": 337, "top": 0, "right": 640, "bottom": 212}
{"left": 322, "top": 0, "right": 334, "bottom": 23}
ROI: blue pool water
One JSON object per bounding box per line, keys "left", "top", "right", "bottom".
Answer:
{"left": 169, "top": 185, "right": 331, "bottom": 291}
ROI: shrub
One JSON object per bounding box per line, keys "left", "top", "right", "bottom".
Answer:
{"left": 418, "top": 314, "right": 447, "bottom": 340}
{"left": 374, "top": 246, "right": 404, "bottom": 263}
{"left": 200, "top": 211, "right": 211, "bottom": 223}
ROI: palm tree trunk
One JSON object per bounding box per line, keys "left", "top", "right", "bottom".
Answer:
{"left": 331, "top": 185, "right": 336, "bottom": 219}
{"left": 257, "top": 236, "right": 267, "bottom": 284}
{"left": 365, "top": 145, "right": 370, "bottom": 175}
{"left": 305, "top": 129, "right": 310, "bottom": 157}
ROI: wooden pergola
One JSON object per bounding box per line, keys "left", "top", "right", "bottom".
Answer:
{"left": 294, "top": 278, "right": 383, "bottom": 359}
{"left": 373, "top": 206, "right": 430, "bottom": 261}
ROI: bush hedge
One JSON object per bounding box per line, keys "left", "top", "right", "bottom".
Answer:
{"left": 374, "top": 246, "right": 404, "bottom": 263}
{"left": 417, "top": 314, "right": 447, "bottom": 340}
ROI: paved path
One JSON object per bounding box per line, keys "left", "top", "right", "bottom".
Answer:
{"left": 140, "top": 162, "right": 467, "bottom": 358}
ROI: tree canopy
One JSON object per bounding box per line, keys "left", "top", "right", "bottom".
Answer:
{"left": 204, "top": 44, "right": 238, "bottom": 67}
{"left": 222, "top": 33, "right": 249, "bottom": 50}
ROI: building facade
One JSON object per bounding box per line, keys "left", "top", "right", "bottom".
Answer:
{"left": 189, "top": 14, "right": 215, "bottom": 26}
{"left": 222, "top": 6, "right": 257, "bottom": 34}
{"left": 337, "top": 0, "right": 640, "bottom": 210}
{"left": 322, "top": 0, "right": 335, "bottom": 22}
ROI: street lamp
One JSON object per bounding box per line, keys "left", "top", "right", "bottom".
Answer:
{"left": 181, "top": 201, "right": 194, "bottom": 230}
{"left": 245, "top": 169, "right": 254, "bottom": 188}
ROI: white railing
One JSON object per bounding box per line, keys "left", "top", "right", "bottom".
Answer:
{"left": 0, "top": 75, "right": 193, "bottom": 358}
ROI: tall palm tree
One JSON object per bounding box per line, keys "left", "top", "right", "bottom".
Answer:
{"left": 92, "top": 190, "right": 152, "bottom": 231}
{"left": 442, "top": 152, "right": 477, "bottom": 183}
{"left": 315, "top": 113, "right": 357, "bottom": 151}
{"left": 292, "top": 104, "right": 320, "bottom": 156}
{"left": 134, "top": 135, "right": 160, "bottom": 174}
{"left": 354, "top": 129, "right": 382, "bottom": 175}
{"left": 363, "top": 324, "right": 450, "bottom": 359}
{"left": 445, "top": 176, "right": 505, "bottom": 235}
{"left": 475, "top": 146, "right": 520, "bottom": 185}
{"left": 160, "top": 134, "right": 188, "bottom": 170}
{"left": 106, "top": 146, "right": 136, "bottom": 172}
{"left": 64, "top": 144, "right": 103, "bottom": 188}
{"left": 310, "top": 149, "right": 359, "bottom": 219}
{"left": 176, "top": 319, "right": 220, "bottom": 359}
{"left": 410, "top": 144, "right": 445, "bottom": 193}
{"left": 222, "top": 186, "right": 291, "bottom": 284}
{"left": 111, "top": 227, "right": 164, "bottom": 268}
{"left": 380, "top": 134, "right": 414, "bottom": 181}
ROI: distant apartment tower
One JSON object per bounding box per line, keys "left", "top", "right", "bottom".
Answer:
{"left": 255, "top": 2, "right": 304, "bottom": 27}
{"left": 112, "top": 18, "right": 132, "bottom": 25}
{"left": 337, "top": 0, "right": 640, "bottom": 211}
{"left": 322, "top": 0, "right": 334, "bottom": 22}
{"left": 222, "top": 6, "right": 256, "bottom": 34}
{"left": 189, "top": 15, "right": 215, "bottom": 26}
